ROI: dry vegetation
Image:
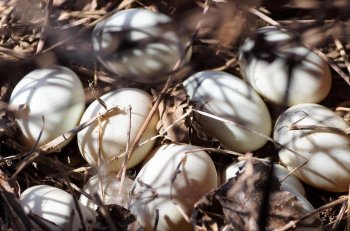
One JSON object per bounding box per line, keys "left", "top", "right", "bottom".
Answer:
{"left": 1, "top": 0, "right": 350, "bottom": 230}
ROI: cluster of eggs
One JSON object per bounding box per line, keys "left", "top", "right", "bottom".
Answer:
{"left": 7, "top": 7, "right": 348, "bottom": 231}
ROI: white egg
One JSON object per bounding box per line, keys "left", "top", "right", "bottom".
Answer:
{"left": 9, "top": 66, "right": 85, "bottom": 149}
{"left": 92, "top": 8, "right": 191, "bottom": 83}
{"left": 239, "top": 26, "right": 332, "bottom": 106}
{"left": 20, "top": 185, "right": 94, "bottom": 231}
{"left": 223, "top": 161, "right": 306, "bottom": 197}
{"left": 79, "top": 173, "right": 133, "bottom": 212}
{"left": 184, "top": 70, "right": 272, "bottom": 152}
{"left": 274, "top": 103, "right": 350, "bottom": 192}
{"left": 129, "top": 144, "right": 217, "bottom": 231}
{"left": 77, "top": 88, "right": 159, "bottom": 172}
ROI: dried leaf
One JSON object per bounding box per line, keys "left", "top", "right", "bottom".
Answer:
{"left": 156, "top": 84, "right": 190, "bottom": 143}
{"left": 191, "top": 161, "right": 322, "bottom": 231}
{"left": 215, "top": 3, "right": 246, "bottom": 48}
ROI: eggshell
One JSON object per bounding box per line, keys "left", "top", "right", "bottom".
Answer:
{"left": 79, "top": 173, "right": 133, "bottom": 212}
{"left": 92, "top": 8, "right": 191, "bottom": 83}
{"left": 184, "top": 70, "right": 272, "bottom": 152}
{"left": 239, "top": 26, "right": 332, "bottom": 106}
{"left": 223, "top": 161, "right": 306, "bottom": 197}
{"left": 20, "top": 185, "right": 94, "bottom": 231}
{"left": 77, "top": 88, "right": 159, "bottom": 172}
{"left": 9, "top": 66, "right": 85, "bottom": 149}
{"left": 129, "top": 144, "right": 217, "bottom": 231}
{"left": 274, "top": 103, "right": 350, "bottom": 192}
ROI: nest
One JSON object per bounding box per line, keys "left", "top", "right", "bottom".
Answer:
{"left": 1, "top": 0, "right": 350, "bottom": 230}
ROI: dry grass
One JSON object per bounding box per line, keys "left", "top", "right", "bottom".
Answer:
{"left": 1, "top": 0, "right": 350, "bottom": 230}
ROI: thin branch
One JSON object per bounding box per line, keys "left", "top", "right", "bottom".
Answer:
{"left": 36, "top": 0, "right": 52, "bottom": 54}
{"left": 117, "top": 105, "right": 132, "bottom": 197}
{"left": 288, "top": 124, "right": 348, "bottom": 136}
{"left": 192, "top": 108, "right": 308, "bottom": 160}
{"left": 58, "top": 161, "right": 87, "bottom": 231}
{"left": 274, "top": 196, "right": 349, "bottom": 231}
{"left": 334, "top": 38, "right": 350, "bottom": 75}
{"left": 8, "top": 107, "right": 122, "bottom": 180}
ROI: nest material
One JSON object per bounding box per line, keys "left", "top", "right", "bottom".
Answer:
{"left": 1, "top": 0, "right": 350, "bottom": 230}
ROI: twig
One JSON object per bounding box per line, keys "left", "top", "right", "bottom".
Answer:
{"left": 168, "top": 155, "right": 191, "bottom": 223}
{"left": 0, "top": 102, "right": 27, "bottom": 115}
{"left": 274, "top": 196, "right": 349, "bottom": 231}
{"left": 314, "top": 49, "right": 350, "bottom": 86}
{"left": 153, "top": 209, "right": 159, "bottom": 231}
{"left": 97, "top": 114, "right": 103, "bottom": 167}
{"left": 192, "top": 108, "right": 312, "bottom": 184}
{"left": 185, "top": 147, "right": 257, "bottom": 160}
{"left": 334, "top": 38, "right": 350, "bottom": 75}
{"left": 117, "top": 0, "right": 138, "bottom": 10}
{"left": 173, "top": 201, "right": 191, "bottom": 223}
{"left": 6, "top": 116, "right": 45, "bottom": 178}
{"left": 89, "top": 81, "right": 107, "bottom": 110}
{"left": 58, "top": 10, "right": 105, "bottom": 20}
{"left": 57, "top": 159, "right": 87, "bottom": 231}
{"left": 169, "top": 155, "right": 187, "bottom": 201}
{"left": 336, "top": 106, "right": 350, "bottom": 112}
{"left": 192, "top": 108, "right": 307, "bottom": 160}
{"left": 8, "top": 107, "right": 121, "bottom": 180}
{"left": 0, "top": 172, "right": 32, "bottom": 231}
{"left": 288, "top": 124, "right": 348, "bottom": 136}
{"left": 0, "top": 46, "right": 31, "bottom": 59}
{"left": 36, "top": 0, "right": 52, "bottom": 54}
{"left": 330, "top": 200, "right": 347, "bottom": 230}
{"left": 0, "top": 186, "right": 29, "bottom": 230}
{"left": 212, "top": 57, "right": 237, "bottom": 71}
{"left": 247, "top": 8, "right": 279, "bottom": 26}
{"left": 117, "top": 105, "right": 132, "bottom": 197}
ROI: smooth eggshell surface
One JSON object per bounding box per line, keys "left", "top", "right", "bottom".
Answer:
{"left": 184, "top": 70, "right": 272, "bottom": 152}
{"left": 240, "top": 26, "right": 332, "bottom": 106}
{"left": 77, "top": 88, "right": 158, "bottom": 172}
{"left": 9, "top": 66, "right": 85, "bottom": 149}
{"left": 129, "top": 144, "right": 217, "bottom": 231}
{"left": 79, "top": 173, "right": 133, "bottom": 212}
{"left": 274, "top": 103, "right": 350, "bottom": 192}
{"left": 92, "top": 8, "right": 190, "bottom": 83}
{"left": 20, "top": 185, "right": 94, "bottom": 231}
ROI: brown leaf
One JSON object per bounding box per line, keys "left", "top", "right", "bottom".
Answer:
{"left": 156, "top": 84, "right": 191, "bottom": 143}
{"left": 215, "top": 3, "right": 247, "bottom": 48}
{"left": 191, "top": 161, "right": 322, "bottom": 231}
